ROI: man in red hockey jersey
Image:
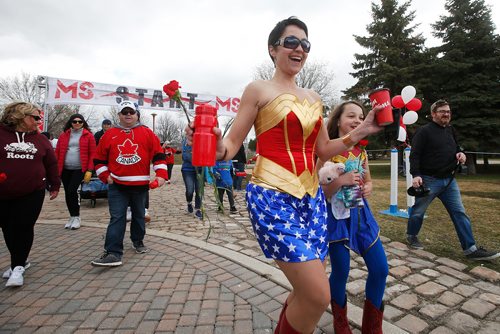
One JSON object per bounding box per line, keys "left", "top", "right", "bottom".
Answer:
{"left": 91, "top": 101, "right": 167, "bottom": 267}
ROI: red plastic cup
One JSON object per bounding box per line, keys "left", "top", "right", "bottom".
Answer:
{"left": 369, "top": 88, "right": 394, "bottom": 126}
{"left": 192, "top": 104, "right": 218, "bottom": 167}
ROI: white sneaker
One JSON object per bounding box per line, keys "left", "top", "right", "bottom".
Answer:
{"left": 2, "top": 261, "right": 30, "bottom": 279}
{"left": 5, "top": 266, "right": 24, "bottom": 287}
{"left": 70, "top": 216, "right": 81, "bottom": 230}
{"left": 65, "top": 217, "right": 75, "bottom": 229}
{"left": 126, "top": 207, "right": 132, "bottom": 221}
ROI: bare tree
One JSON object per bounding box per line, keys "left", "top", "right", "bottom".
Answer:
{"left": 0, "top": 72, "right": 40, "bottom": 104}
{"left": 155, "top": 113, "right": 184, "bottom": 144}
{"left": 254, "top": 63, "right": 275, "bottom": 81}
{"left": 104, "top": 107, "right": 120, "bottom": 125}
{"left": 79, "top": 106, "right": 101, "bottom": 131}
{"left": 253, "top": 60, "right": 337, "bottom": 108}
{"left": 0, "top": 73, "right": 81, "bottom": 137}
{"left": 48, "top": 105, "right": 81, "bottom": 137}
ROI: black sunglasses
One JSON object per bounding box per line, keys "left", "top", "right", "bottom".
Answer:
{"left": 30, "top": 115, "right": 42, "bottom": 121}
{"left": 72, "top": 120, "right": 84, "bottom": 124}
{"left": 274, "top": 36, "right": 311, "bottom": 53}
{"left": 120, "top": 110, "right": 137, "bottom": 116}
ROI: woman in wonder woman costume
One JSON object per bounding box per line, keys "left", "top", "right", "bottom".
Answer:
{"left": 319, "top": 101, "right": 388, "bottom": 334}
{"left": 186, "top": 17, "right": 382, "bottom": 333}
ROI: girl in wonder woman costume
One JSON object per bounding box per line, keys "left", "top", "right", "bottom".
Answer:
{"left": 186, "top": 17, "right": 382, "bottom": 333}
{"left": 319, "top": 101, "right": 388, "bottom": 334}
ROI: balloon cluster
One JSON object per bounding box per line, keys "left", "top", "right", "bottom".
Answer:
{"left": 391, "top": 85, "right": 422, "bottom": 142}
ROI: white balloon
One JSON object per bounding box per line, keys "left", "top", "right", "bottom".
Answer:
{"left": 401, "top": 85, "right": 416, "bottom": 104}
{"left": 397, "top": 127, "right": 407, "bottom": 142}
{"left": 403, "top": 111, "right": 418, "bottom": 125}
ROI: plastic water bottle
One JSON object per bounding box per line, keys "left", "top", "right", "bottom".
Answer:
{"left": 192, "top": 104, "right": 218, "bottom": 166}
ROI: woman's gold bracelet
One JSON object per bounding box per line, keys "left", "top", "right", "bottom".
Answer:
{"left": 341, "top": 133, "right": 354, "bottom": 147}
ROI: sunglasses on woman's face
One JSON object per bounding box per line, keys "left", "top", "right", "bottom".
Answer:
{"left": 274, "top": 36, "right": 311, "bottom": 53}
{"left": 72, "top": 120, "right": 84, "bottom": 124}
{"left": 30, "top": 115, "right": 42, "bottom": 121}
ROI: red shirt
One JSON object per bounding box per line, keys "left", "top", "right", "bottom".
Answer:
{"left": 94, "top": 125, "right": 167, "bottom": 185}
{"left": 163, "top": 146, "right": 178, "bottom": 164}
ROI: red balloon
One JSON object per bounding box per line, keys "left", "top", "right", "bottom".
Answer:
{"left": 392, "top": 95, "right": 405, "bottom": 109}
{"left": 406, "top": 98, "right": 422, "bottom": 111}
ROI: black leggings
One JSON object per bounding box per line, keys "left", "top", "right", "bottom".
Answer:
{"left": 61, "top": 169, "right": 84, "bottom": 216}
{"left": 217, "top": 188, "right": 235, "bottom": 209}
{"left": 167, "top": 164, "right": 174, "bottom": 180}
{"left": 0, "top": 189, "right": 45, "bottom": 269}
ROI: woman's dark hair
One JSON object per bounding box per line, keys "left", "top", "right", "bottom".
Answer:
{"left": 268, "top": 16, "right": 308, "bottom": 63}
{"left": 63, "top": 113, "right": 91, "bottom": 132}
{"left": 326, "top": 101, "right": 366, "bottom": 139}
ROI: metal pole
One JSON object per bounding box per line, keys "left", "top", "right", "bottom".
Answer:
{"left": 151, "top": 113, "right": 157, "bottom": 133}
{"left": 405, "top": 147, "right": 415, "bottom": 210}
{"left": 389, "top": 148, "right": 398, "bottom": 213}
{"left": 36, "top": 76, "right": 48, "bottom": 132}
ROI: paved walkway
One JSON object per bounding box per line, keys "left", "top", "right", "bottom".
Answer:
{"left": 1, "top": 166, "right": 499, "bottom": 333}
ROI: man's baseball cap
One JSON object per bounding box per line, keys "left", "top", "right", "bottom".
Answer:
{"left": 102, "top": 119, "right": 112, "bottom": 125}
{"left": 118, "top": 101, "right": 138, "bottom": 113}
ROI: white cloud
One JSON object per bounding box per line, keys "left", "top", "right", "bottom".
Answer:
{"left": 0, "top": 0, "right": 498, "bottom": 99}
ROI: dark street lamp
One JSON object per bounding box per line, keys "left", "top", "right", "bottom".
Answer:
{"left": 151, "top": 112, "right": 157, "bottom": 133}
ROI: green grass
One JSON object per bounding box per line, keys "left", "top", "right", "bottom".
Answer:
{"left": 369, "top": 164, "right": 500, "bottom": 272}
{"left": 187, "top": 159, "right": 499, "bottom": 272}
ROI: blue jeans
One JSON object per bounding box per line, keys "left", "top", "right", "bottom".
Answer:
{"left": 407, "top": 176, "right": 476, "bottom": 254}
{"left": 181, "top": 170, "right": 201, "bottom": 209}
{"left": 104, "top": 184, "right": 148, "bottom": 258}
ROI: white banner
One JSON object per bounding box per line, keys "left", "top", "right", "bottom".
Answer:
{"left": 44, "top": 77, "right": 240, "bottom": 117}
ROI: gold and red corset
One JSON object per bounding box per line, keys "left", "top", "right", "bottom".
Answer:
{"left": 252, "top": 93, "right": 323, "bottom": 199}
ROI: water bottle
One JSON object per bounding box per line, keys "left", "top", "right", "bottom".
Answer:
{"left": 192, "top": 104, "right": 218, "bottom": 166}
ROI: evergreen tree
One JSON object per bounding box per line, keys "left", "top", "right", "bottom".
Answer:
{"left": 343, "top": 0, "right": 427, "bottom": 100}
{"left": 343, "top": 0, "right": 429, "bottom": 149}
{"left": 429, "top": 0, "right": 500, "bottom": 158}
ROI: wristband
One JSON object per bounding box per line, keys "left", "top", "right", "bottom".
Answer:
{"left": 341, "top": 133, "right": 354, "bottom": 147}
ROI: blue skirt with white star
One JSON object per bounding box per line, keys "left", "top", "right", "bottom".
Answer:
{"left": 245, "top": 183, "right": 329, "bottom": 263}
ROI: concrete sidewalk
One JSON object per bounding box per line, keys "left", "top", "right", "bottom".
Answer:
{"left": 1, "top": 165, "right": 499, "bottom": 333}
{"left": 0, "top": 223, "right": 285, "bottom": 333}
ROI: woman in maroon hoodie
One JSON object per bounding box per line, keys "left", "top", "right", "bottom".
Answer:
{"left": 0, "top": 102, "right": 60, "bottom": 287}
{"left": 55, "top": 114, "right": 96, "bottom": 230}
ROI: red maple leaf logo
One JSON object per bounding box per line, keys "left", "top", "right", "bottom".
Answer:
{"left": 117, "top": 139, "right": 138, "bottom": 156}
